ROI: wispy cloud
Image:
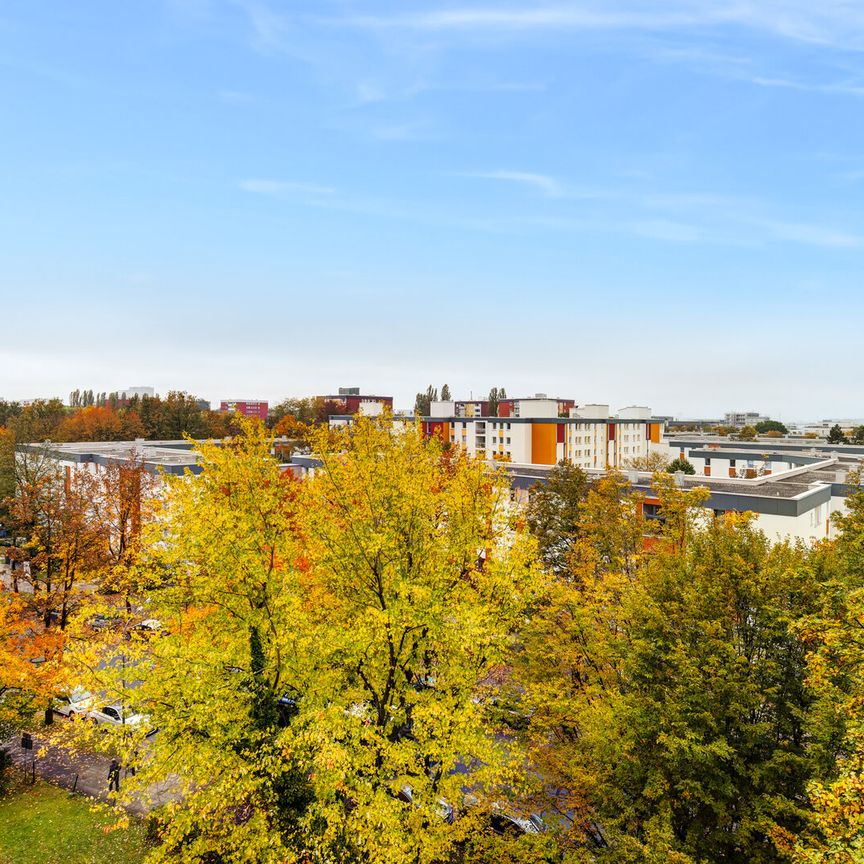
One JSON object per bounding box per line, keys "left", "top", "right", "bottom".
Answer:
{"left": 458, "top": 170, "right": 565, "bottom": 197}
{"left": 353, "top": 78, "right": 546, "bottom": 105}
{"left": 749, "top": 75, "right": 864, "bottom": 96}
{"left": 759, "top": 219, "right": 864, "bottom": 247}
{"left": 330, "top": 6, "right": 703, "bottom": 33}
{"left": 323, "top": 2, "right": 864, "bottom": 51}
{"left": 238, "top": 179, "right": 336, "bottom": 196}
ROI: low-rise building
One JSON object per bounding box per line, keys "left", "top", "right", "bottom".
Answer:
{"left": 220, "top": 399, "right": 269, "bottom": 420}
{"left": 724, "top": 410, "right": 769, "bottom": 427}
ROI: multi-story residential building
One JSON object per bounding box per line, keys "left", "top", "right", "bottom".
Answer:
{"left": 220, "top": 399, "right": 269, "bottom": 420}
{"left": 320, "top": 387, "right": 394, "bottom": 417}
{"left": 423, "top": 400, "right": 665, "bottom": 468}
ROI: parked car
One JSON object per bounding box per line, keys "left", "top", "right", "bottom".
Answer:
{"left": 131, "top": 618, "right": 163, "bottom": 636}
{"left": 88, "top": 614, "right": 123, "bottom": 631}
{"left": 86, "top": 703, "right": 146, "bottom": 728}
{"left": 52, "top": 687, "right": 94, "bottom": 719}
{"left": 489, "top": 806, "right": 544, "bottom": 836}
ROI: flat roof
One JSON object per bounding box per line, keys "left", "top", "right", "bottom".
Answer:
{"left": 18, "top": 440, "right": 205, "bottom": 475}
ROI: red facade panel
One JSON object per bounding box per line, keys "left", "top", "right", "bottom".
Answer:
{"left": 220, "top": 400, "right": 269, "bottom": 420}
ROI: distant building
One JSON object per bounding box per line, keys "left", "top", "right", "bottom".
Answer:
{"left": 220, "top": 399, "right": 269, "bottom": 420}
{"left": 117, "top": 386, "right": 155, "bottom": 400}
{"left": 320, "top": 388, "right": 393, "bottom": 417}
{"left": 724, "top": 411, "right": 769, "bottom": 428}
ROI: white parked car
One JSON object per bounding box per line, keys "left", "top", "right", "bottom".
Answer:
{"left": 131, "top": 618, "right": 163, "bottom": 636}
{"left": 86, "top": 703, "right": 146, "bottom": 728}
{"left": 52, "top": 688, "right": 94, "bottom": 719}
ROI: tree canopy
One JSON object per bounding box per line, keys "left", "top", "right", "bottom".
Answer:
{"left": 77, "top": 418, "right": 539, "bottom": 863}
{"left": 755, "top": 419, "right": 788, "bottom": 435}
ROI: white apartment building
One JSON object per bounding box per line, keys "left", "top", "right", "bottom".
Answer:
{"left": 425, "top": 400, "right": 665, "bottom": 468}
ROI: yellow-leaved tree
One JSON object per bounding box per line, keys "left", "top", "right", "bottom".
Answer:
{"left": 78, "top": 417, "right": 539, "bottom": 863}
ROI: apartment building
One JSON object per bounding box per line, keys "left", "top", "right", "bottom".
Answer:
{"left": 320, "top": 387, "right": 394, "bottom": 417}
{"left": 424, "top": 399, "right": 665, "bottom": 468}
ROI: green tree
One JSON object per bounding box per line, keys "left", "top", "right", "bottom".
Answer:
{"left": 487, "top": 387, "right": 507, "bottom": 417}
{"left": 414, "top": 385, "right": 438, "bottom": 416}
{"left": 526, "top": 461, "right": 591, "bottom": 576}
{"left": 0, "top": 400, "right": 22, "bottom": 427}
{"left": 788, "top": 485, "right": 864, "bottom": 863}
{"left": 84, "top": 418, "right": 538, "bottom": 863}
{"left": 828, "top": 424, "right": 848, "bottom": 445}
{"left": 755, "top": 419, "right": 788, "bottom": 435}
{"left": 667, "top": 456, "right": 696, "bottom": 475}
{"left": 519, "top": 480, "right": 828, "bottom": 863}
{"left": 440, "top": 384, "right": 452, "bottom": 402}
{"left": 851, "top": 425, "right": 864, "bottom": 444}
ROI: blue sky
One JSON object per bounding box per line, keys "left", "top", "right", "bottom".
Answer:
{"left": 1, "top": 1, "right": 863, "bottom": 419}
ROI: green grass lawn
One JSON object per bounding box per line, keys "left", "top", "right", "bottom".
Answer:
{"left": 0, "top": 773, "right": 149, "bottom": 864}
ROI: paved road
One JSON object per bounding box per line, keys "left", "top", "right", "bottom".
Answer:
{"left": 3, "top": 731, "right": 179, "bottom": 816}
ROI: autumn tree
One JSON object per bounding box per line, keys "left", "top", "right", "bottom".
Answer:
{"left": 5, "top": 446, "right": 107, "bottom": 628}
{"left": 87, "top": 418, "right": 539, "bottom": 863}
{"left": 0, "top": 427, "right": 15, "bottom": 522}
{"left": 0, "top": 587, "right": 64, "bottom": 744}
{"left": 518, "top": 477, "right": 828, "bottom": 863}
{"left": 89, "top": 458, "right": 157, "bottom": 605}
{"left": 269, "top": 397, "right": 316, "bottom": 428}
{"left": 790, "top": 485, "right": 864, "bottom": 863}
{"left": 625, "top": 451, "right": 670, "bottom": 472}
{"left": 56, "top": 405, "right": 145, "bottom": 442}
{"left": 11, "top": 398, "right": 67, "bottom": 443}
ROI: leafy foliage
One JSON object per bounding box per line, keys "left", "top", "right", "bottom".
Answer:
{"left": 828, "top": 424, "right": 848, "bottom": 445}
{"left": 79, "top": 418, "right": 539, "bottom": 863}
{"left": 667, "top": 457, "right": 696, "bottom": 475}
{"left": 755, "top": 419, "right": 789, "bottom": 435}
{"left": 518, "top": 477, "right": 832, "bottom": 862}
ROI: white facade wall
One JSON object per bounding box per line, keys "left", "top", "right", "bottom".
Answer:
{"left": 511, "top": 399, "right": 559, "bottom": 419}
{"left": 429, "top": 401, "right": 455, "bottom": 418}
{"left": 573, "top": 404, "right": 610, "bottom": 419}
